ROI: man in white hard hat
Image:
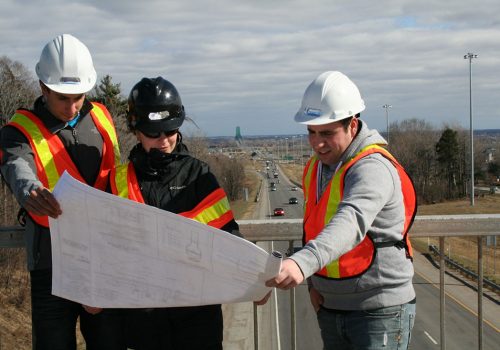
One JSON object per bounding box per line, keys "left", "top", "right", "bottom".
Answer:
{"left": 265, "top": 71, "right": 417, "bottom": 349}
{"left": 0, "top": 34, "right": 121, "bottom": 349}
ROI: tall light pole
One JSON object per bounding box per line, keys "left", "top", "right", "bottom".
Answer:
{"left": 285, "top": 137, "right": 289, "bottom": 161}
{"left": 464, "top": 52, "right": 477, "bottom": 206}
{"left": 382, "top": 104, "right": 392, "bottom": 143}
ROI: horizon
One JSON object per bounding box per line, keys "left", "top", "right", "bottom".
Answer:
{"left": 2, "top": 1, "right": 499, "bottom": 136}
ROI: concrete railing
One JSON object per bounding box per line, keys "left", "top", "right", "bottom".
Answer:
{"left": 2, "top": 214, "right": 500, "bottom": 350}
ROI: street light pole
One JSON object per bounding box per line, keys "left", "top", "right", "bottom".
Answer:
{"left": 464, "top": 52, "right": 477, "bottom": 206}
{"left": 284, "top": 137, "right": 288, "bottom": 161}
{"left": 382, "top": 104, "right": 392, "bottom": 144}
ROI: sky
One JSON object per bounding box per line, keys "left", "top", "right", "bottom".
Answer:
{"left": 1, "top": 0, "right": 499, "bottom": 137}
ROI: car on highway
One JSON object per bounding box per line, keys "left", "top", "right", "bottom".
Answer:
{"left": 270, "top": 185, "right": 277, "bottom": 191}
{"left": 290, "top": 186, "right": 298, "bottom": 191}
{"left": 273, "top": 207, "right": 285, "bottom": 216}
{"left": 288, "top": 197, "right": 298, "bottom": 204}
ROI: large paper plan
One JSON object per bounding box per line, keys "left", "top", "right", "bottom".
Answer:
{"left": 49, "top": 172, "right": 281, "bottom": 308}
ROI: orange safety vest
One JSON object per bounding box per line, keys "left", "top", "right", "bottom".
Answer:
{"left": 110, "top": 162, "right": 235, "bottom": 229}
{"left": 302, "top": 144, "right": 416, "bottom": 279}
{"left": 7, "top": 103, "right": 121, "bottom": 227}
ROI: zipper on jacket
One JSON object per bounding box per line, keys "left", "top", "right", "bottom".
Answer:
{"left": 72, "top": 128, "right": 79, "bottom": 145}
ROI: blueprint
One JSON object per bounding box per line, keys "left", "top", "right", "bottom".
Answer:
{"left": 49, "top": 172, "right": 281, "bottom": 308}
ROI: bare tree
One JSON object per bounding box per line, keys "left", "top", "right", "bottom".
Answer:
{"left": 0, "top": 57, "right": 37, "bottom": 225}
{"left": 389, "top": 118, "right": 440, "bottom": 203}
{"left": 0, "top": 56, "right": 38, "bottom": 126}
{"left": 183, "top": 131, "right": 246, "bottom": 200}
{"left": 183, "top": 131, "right": 210, "bottom": 160}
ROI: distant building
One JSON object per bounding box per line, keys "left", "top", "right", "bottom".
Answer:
{"left": 483, "top": 148, "right": 496, "bottom": 163}
{"left": 235, "top": 126, "right": 243, "bottom": 143}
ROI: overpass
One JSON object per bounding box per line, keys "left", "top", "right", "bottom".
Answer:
{"left": 1, "top": 214, "right": 499, "bottom": 349}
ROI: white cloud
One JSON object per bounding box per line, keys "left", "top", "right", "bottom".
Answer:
{"left": 2, "top": 0, "right": 499, "bottom": 136}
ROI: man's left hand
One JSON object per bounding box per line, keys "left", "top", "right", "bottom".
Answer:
{"left": 82, "top": 305, "right": 102, "bottom": 315}
{"left": 254, "top": 291, "right": 272, "bottom": 306}
{"left": 265, "top": 259, "right": 304, "bottom": 290}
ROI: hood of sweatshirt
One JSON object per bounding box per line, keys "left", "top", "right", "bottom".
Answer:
{"left": 339, "top": 119, "right": 387, "bottom": 165}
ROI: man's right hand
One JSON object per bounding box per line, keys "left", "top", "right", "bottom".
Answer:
{"left": 23, "top": 186, "right": 62, "bottom": 218}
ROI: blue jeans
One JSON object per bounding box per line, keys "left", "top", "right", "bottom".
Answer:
{"left": 317, "top": 299, "right": 416, "bottom": 350}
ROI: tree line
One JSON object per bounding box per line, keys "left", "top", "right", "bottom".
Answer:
{"left": 1, "top": 55, "right": 499, "bottom": 225}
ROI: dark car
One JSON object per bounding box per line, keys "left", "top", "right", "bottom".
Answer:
{"left": 288, "top": 197, "right": 298, "bottom": 204}
{"left": 273, "top": 207, "right": 285, "bottom": 216}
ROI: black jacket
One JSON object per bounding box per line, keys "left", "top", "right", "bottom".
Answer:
{"left": 128, "top": 142, "right": 240, "bottom": 236}
{"left": 0, "top": 97, "right": 107, "bottom": 270}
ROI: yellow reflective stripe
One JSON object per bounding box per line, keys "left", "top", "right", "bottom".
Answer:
{"left": 11, "top": 114, "right": 60, "bottom": 190}
{"left": 192, "top": 196, "right": 231, "bottom": 224}
{"left": 114, "top": 163, "right": 130, "bottom": 198}
{"left": 325, "top": 259, "right": 340, "bottom": 278}
{"left": 322, "top": 144, "right": 386, "bottom": 277}
{"left": 324, "top": 168, "right": 342, "bottom": 225}
{"left": 303, "top": 156, "right": 317, "bottom": 204}
{"left": 91, "top": 104, "right": 121, "bottom": 165}
{"left": 360, "top": 144, "right": 384, "bottom": 154}
{"left": 323, "top": 144, "right": 385, "bottom": 225}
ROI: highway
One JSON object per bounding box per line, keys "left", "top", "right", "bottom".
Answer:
{"left": 250, "top": 162, "right": 500, "bottom": 350}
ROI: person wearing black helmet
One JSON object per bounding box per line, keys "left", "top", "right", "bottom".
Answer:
{"left": 105, "top": 76, "right": 240, "bottom": 349}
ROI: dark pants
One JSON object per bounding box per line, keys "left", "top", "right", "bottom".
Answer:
{"left": 83, "top": 309, "right": 127, "bottom": 350}
{"left": 30, "top": 269, "right": 122, "bottom": 350}
{"left": 123, "top": 305, "right": 223, "bottom": 350}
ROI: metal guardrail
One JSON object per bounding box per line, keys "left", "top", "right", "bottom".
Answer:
{"left": 238, "top": 214, "right": 500, "bottom": 350}
{"left": 429, "top": 244, "right": 500, "bottom": 292}
{"left": 2, "top": 214, "right": 500, "bottom": 350}
{"left": 0, "top": 225, "right": 24, "bottom": 248}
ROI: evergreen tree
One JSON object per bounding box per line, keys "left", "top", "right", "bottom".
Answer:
{"left": 88, "top": 75, "right": 135, "bottom": 157}
{"left": 90, "top": 75, "right": 128, "bottom": 118}
{"left": 435, "top": 128, "right": 461, "bottom": 198}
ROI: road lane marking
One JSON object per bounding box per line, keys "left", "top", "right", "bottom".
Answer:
{"left": 424, "top": 330, "right": 438, "bottom": 345}
{"left": 415, "top": 270, "right": 500, "bottom": 333}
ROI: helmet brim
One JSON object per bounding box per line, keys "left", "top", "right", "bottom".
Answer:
{"left": 43, "top": 79, "right": 96, "bottom": 94}
{"left": 135, "top": 116, "right": 184, "bottom": 134}
{"left": 294, "top": 107, "right": 364, "bottom": 125}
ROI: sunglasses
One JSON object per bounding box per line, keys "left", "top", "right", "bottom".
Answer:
{"left": 140, "top": 129, "right": 178, "bottom": 139}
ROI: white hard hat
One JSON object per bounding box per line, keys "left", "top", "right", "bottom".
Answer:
{"left": 36, "top": 34, "right": 97, "bottom": 94}
{"left": 294, "top": 71, "right": 365, "bottom": 125}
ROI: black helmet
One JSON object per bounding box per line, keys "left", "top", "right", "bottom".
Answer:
{"left": 127, "top": 77, "right": 185, "bottom": 134}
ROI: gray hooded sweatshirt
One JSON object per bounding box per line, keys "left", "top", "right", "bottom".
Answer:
{"left": 291, "top": 119, "right": 415, "bottom": 310}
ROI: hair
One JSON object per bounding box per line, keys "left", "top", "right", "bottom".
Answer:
{"left": 340, "top": 113, "right": 360, "bottom": 131}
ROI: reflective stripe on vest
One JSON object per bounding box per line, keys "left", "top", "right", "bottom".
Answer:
{"left": 303, "top": 144, "right": 417, "bottom": 279}
{"left": 8, "top": 104, "right": 121, "bottom": 227}
{"left": 110, "top": 162, "right": 235, "bottom": 229}
{"left": 90, "top": 102, "right": 121, "bottom": 170}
